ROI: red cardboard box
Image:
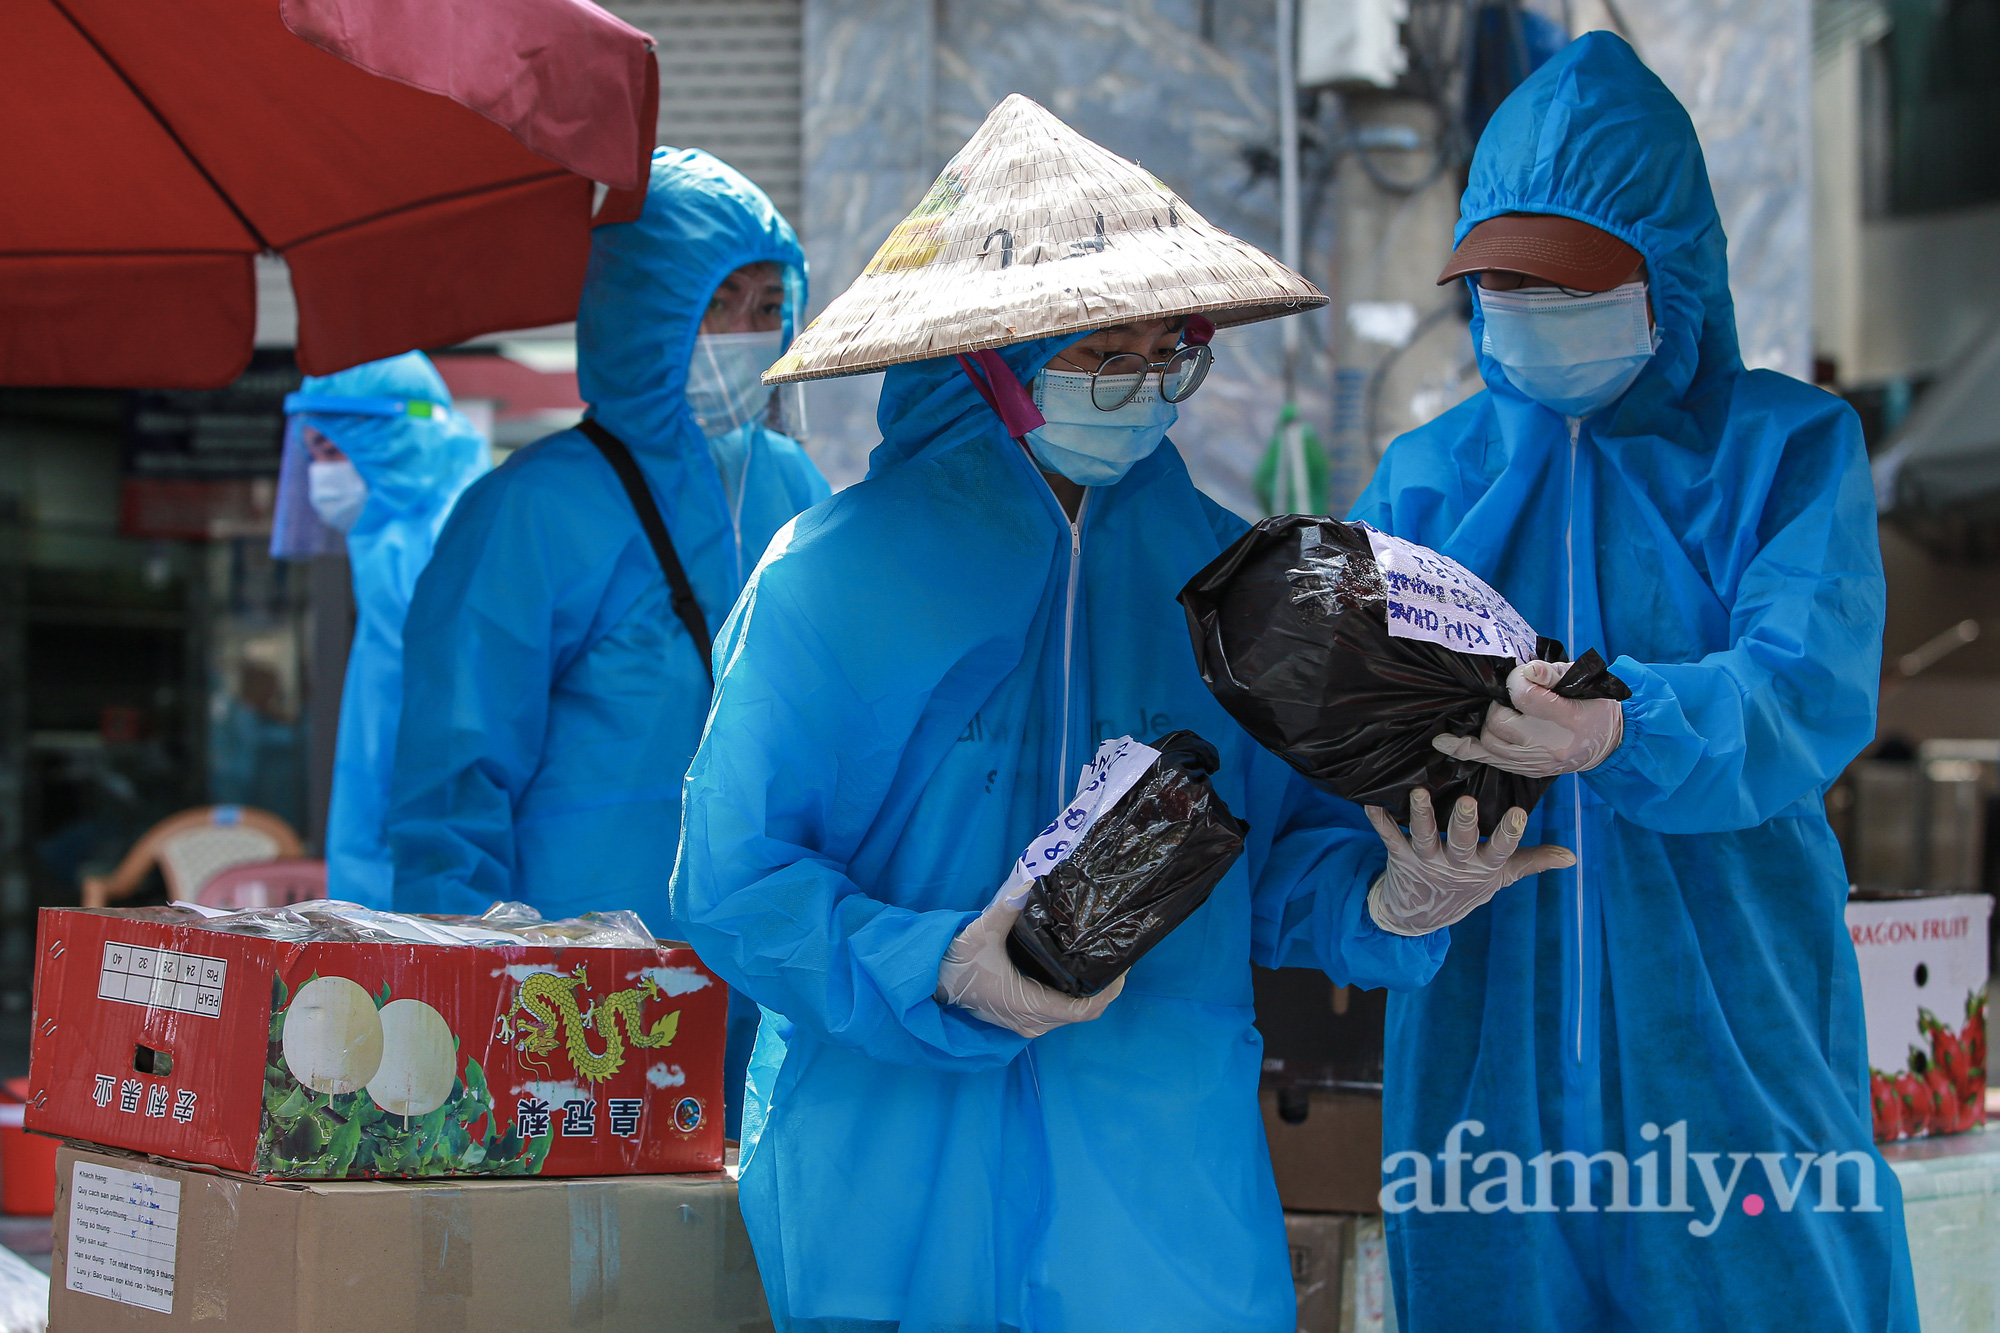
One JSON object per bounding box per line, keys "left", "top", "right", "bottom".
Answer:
{"left": 26, "top": 907, "right": 728, "bottom": 1178}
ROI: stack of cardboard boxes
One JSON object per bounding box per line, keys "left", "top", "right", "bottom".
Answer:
{"left": 24, "top": 905, "right": 771, "bottom": 1331}
{"left": 1265, "top": 1086, "right": 1400, "bottom": 1333}
{"left": 1257, "top": 968, "right": 1401, "bottom": 1331}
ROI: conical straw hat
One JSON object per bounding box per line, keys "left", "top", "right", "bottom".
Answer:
{"left": 766, "top": 95, "right": 1326, "bottom": 383}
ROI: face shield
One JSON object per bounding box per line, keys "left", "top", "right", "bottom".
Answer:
{"left": 270, "top": 416, "right": 339, "bottom": 560}
{"left": 687, "top": 331, "right": 784, "bottom": 438}
{"left": 770, "top": 264, "right": 808, "bottom": 441}
{"left": 268, "top": 392, "right": 444, "bottom": 560}
{"left": 683, "top": 264, "right": 810, "bottom": 444}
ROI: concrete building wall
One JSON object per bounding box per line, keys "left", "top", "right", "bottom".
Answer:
{"left": 799, "top": 0, "right": 1335, "bottom": 514}
{"left": 1813, "top": 34, "right": 2000, "bottom": 388}
{"left": 791, "top": 0, "right": 1816, "bottom": 503}
{"left": 1584, "top": 0, "right": 1815, "bottom": 379}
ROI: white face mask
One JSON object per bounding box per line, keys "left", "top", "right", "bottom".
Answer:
{"left": 686, "top": 330, "right": 783, "bottom": 439}
{"left": 306, "top": 459, "right": 368, "bottom": 532}
{"left": 1477, "top": 280, "right": 1660, "bottom": 419}
{"left": 1023, "top": 369, "right": 1179, "bottom": 487}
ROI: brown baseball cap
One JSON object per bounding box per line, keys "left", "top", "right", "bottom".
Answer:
{"left": 1436, "top": 213, "right": 1643, "bottom": 291}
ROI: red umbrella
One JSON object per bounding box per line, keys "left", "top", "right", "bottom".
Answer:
{"left": 4, "top": 0, "right": 657, "bottom": 389}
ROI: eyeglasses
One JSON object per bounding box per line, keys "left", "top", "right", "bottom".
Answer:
{"left": 1079, "top": 344, "right": 1214, "bottom": 411}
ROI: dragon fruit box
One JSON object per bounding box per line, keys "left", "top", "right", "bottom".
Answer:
{"left": 24, "top": 903, "right": 727, "bottom": 1179}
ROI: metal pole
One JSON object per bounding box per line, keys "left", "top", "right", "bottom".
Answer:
{"left": 1276, "top": 0, "right": 1310, "bottom": 511}
{"left": 1278, "top": 0, "right": 1302, "bottom": 295}
{"left": 305, "top": 554, "right": 353, "bottom": 855}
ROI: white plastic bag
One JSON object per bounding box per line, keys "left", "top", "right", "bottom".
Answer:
{"left": 0, "top": 1245, "right": 47, "bottom": 1333}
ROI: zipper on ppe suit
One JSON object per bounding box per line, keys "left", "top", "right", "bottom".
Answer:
{"left": 731, "top": 447, "right": 752, "bottom": 579}
{"left": 708, "top": 437, "right": 753, "bottom": 585}
{"left": 1057, "top": 493, "right": 1089, "bottom": 794}
{"left": 1566, "top": 415, "right": 1588, "bottom": 1067}
{"left": 1023, "top": 485, "right": 1088, "bottom": 1237}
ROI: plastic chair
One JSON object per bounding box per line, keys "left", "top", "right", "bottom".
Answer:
{"left": 81, "top": 805, "right": 303, "bottom": 908}
{"left": 195, "top": 858, "right": 328, "bottom": 910}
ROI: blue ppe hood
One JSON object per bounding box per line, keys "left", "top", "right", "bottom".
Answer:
{"left": 290, "top": 352, "right": 488, "bottom": 906}
{"left": 1360, "top": 34, "right": 1916, "bottom": 1330}
{"left": 390, "top": 148, "right": 828, "bottom": 934}
{"left": 1456, "top": 31, "right": 1738, "bottom": 429}
{"left": 674, "top": 322, "right": 1447, "bottom": 1328}
{"left": 290, "top": 352, "right": 485, "bottom": 523}
{"left": 579, "top": 149, "right": 806, "bottom": 455}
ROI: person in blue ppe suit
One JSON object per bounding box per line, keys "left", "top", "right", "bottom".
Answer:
{"left": 1354, "top": 34, "right": 1917, "bottom": 1331}
{"left": 389, "top": 149, "right": 830, "bottom": 1135}
{"left": 275, "top": 352, "right": 488, "bottom": 907}
{"left": 671, "top": 95, "right": 1575, "bottom": 1333}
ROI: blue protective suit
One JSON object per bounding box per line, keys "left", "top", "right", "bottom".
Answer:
{"left": 295, "top": 353, "right": 488, "bottom": 907}
{"left": 1354, "top": 35, "right": 1916, "bottom": 1331}
{"left": 673, "top": 336, "right": 1449, "bottom": 1332}
{"left": 389, "top": 148, "right": 829, "bottom": 927}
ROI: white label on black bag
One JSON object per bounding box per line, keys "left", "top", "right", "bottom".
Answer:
{"left": 1001, "top": 737, "right": 1158, "bottom": 906}
{"left": 1363, "top": 525, "right": 1539, "bottom": 661}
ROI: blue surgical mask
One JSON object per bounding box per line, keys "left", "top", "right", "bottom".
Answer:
{"left": 1024, "top": 369, "right": 1178, "bottom": 487}
{"left": 1478, "top": 281, "right": 1660, "bottom": 418}
{"left": 306, "top": 459, "right": 368, "bottom": 532}
{"left": 686, "top": 330, "right": 782, "bottom": 439}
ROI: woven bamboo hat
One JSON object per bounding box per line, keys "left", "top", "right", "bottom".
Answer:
{"left": 765, "top": 94, "right": 1326, "bottom": 384}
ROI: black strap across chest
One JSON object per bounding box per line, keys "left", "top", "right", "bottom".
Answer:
{"left": 579, "top": 418, "right": 714, "bottom": 687}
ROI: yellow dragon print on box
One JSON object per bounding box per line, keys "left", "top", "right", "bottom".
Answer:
{"left": 500, "top": 963, "right": 681, "bottom": 1083}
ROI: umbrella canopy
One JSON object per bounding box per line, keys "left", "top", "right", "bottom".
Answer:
{"left": 3, "top": 0, "right": 656, "bottom": 389}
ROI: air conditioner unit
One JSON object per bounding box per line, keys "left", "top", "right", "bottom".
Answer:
{"left": 1299, "top": 0, "right": 1408, "bottom": 90}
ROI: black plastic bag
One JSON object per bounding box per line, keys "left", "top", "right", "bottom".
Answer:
{"left": 1007, "top": 731, "right": 1249, "bottom": 998}
{"left": 1177, "top": 516, "right": 1629, "bottom": 835}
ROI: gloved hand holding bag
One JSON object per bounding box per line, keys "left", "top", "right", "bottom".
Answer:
{"left": 936, "top": 731, "right": 1248, "bottom": 1032}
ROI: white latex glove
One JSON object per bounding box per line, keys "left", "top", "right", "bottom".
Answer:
{"left": 1363, "top": 788, "right": 1577, "bottom": 936}
{"left": 1431, "top": 659, "right": 1625, "bottom": 778}
{"left": 936, "top": 881, "right": 1125, "bottom": 1038}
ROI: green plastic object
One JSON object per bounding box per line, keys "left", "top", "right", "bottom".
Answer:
{"left": 1255, "top": 402, "right": 1331, "bottom": 516}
